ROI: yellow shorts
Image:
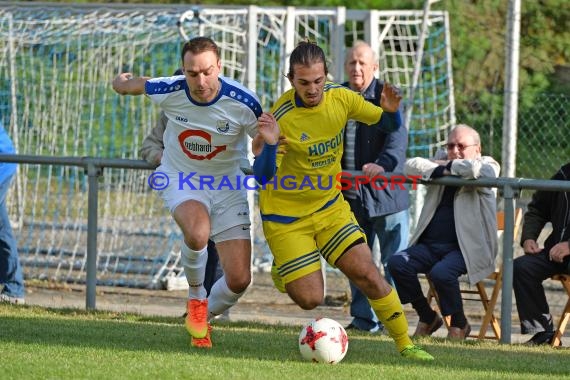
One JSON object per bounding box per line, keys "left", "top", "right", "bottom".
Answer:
{"left": 262, "top": 196, "right": 365, "bottom": 287}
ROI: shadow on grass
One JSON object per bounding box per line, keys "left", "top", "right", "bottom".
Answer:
{"left": 1, "top": 305, "right": 568, "bottom": 376}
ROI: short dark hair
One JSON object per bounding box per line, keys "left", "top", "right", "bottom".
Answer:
{"left": 287, "top": 41, "right": 328, "bottom": 79}
{"left": 180, "top": 36, "right": 220, "bottom": 63}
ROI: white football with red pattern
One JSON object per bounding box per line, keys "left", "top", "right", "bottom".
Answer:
{"left": 298, "top": 317, "right": 349, "bottom": 364}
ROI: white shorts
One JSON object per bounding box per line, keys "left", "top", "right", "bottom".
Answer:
{"left": 156, "top": 167, "right": 251, "bottom": 238}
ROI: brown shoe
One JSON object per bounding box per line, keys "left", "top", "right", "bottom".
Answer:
{"left": 413, "top": 315, "right": 443, "bottom": 337}
{"left": 447, "top": 323, "right": 472, "bottom": 340}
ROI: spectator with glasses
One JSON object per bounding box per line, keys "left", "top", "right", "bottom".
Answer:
{"left": 387, "top": 124, "right": 500, "bottom": 340}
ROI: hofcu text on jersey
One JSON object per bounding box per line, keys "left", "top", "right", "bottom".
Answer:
{"left": 307, "top": 130, "right": 343, "bottom": 156}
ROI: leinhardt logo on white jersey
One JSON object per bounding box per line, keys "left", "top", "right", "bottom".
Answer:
{"left": 216, "top": 120, "right": 230, "bottom": 133}
{"left": 178, "top": 129, "right": 226, "bottom": 160}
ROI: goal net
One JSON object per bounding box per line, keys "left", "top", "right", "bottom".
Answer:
{"left": 0, "top": 4, "right": 454, "bottom": 289}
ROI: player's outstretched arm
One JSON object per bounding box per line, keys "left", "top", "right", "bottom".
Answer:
{"left": 112, "top": 72, "right": 151, "bottom": 95}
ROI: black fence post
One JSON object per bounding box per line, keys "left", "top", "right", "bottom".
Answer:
{"left": 85, "top": 160, "right": 102, "bottom": 310}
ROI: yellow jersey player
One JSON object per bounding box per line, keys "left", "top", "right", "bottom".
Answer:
{"left": 253, "top": 41, "right": 434, "bottom": 361}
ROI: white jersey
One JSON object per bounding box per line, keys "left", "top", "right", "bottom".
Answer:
{"left": 145, "top": 75, "right": 261, "bottom": 178}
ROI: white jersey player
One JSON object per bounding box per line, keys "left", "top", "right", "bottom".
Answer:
{"left": 112, "top": 36, "right": 261, "bottom": 349}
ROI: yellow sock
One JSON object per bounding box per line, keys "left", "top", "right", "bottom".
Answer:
{"left": 369, "top": 288, "right": 413, "bottom": 352}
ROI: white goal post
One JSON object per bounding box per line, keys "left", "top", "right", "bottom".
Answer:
{"left": 0, "top": 4, "right": 454, "bottom": 289}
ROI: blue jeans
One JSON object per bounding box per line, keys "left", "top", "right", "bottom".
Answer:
{"left": 388, "top": 242, "right": 467, "bottom": 316}
{"left": 348, "top": 209, "right": 409, "bottom": 331}
{"left": 0, "top": 174, "right": 25, "bottom": 298}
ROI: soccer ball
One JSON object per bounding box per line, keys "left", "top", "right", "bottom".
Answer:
{"left": 298, "top": 317, "right": 349, "bottom": 364}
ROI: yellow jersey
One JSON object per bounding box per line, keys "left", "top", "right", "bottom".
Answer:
{"left": 259, "top": 82, "right": 383, "bottom": 221}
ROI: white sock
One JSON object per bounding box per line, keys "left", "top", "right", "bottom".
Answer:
{"left": 180, "top": 242, "right": 208, "bottom": 299}
{"left": 207, "top": 275, "right": 249, "bottom": 319}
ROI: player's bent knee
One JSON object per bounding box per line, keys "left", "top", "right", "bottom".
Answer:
{"left": 227, "top": 275, "right": 252, "bottom": 294}
{"left": 288, "top": 291, "right": 323, "bottom": 310}
{"left": 296, "top": 298, "right": 322, "bottom": 310}
{"left": 350, "top": 265, "right": 379, "bottom": 284}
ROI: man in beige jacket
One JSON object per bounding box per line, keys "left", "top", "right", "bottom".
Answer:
{"left": 387, "top": 125, "right": 500, "bottom": 340}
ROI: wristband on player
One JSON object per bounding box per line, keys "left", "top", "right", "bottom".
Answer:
{"left": 253, "top": 143, "right": 277, "bottom": 184}
{"left": 379, "top": 110, "right": 402, "bottom": 132}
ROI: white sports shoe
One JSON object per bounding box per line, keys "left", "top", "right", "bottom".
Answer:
{"left": 212, "top": 309, "right": 231, "bottom": 322}
{"left": 0, "top": 293, "right": 25, "bottom": 304}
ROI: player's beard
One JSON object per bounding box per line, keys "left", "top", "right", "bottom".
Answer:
{"left": 302, "top": 91, "right": 322, "bottom": 107}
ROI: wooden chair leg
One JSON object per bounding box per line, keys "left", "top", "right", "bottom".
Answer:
{"left": 428, "top": 274, "right": 502, "bottom": 340}
{"left": 475, "top": 282, "right": 491, "bottom": 339}
{"left": 488, "top": 276, "right": 502, "bottom": 340}
{"left": 552, "top": 275, "right": 570, "bottom": 347}
{"left": 476, "top": 276, "right": 501, "bottom": 340}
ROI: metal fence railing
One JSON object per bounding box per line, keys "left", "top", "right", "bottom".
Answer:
{"left": 2, "top": 153, "right": 570, "bottom": 343}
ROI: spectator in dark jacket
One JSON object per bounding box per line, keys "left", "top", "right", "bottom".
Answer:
{"left": 341, "top": 40, "right": 409, "bottom": 333}
{"left": 514, "top": 162, "right": 570, "bottom": 345}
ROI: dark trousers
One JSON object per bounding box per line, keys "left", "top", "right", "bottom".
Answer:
{"left": 513, "top": 250, "right": 568, "bottom": 334}
{"left": 387, "top": 242, "right": 467, "bottom": 316}
{"left": 204, "top": 240, "right": 223, "bottom": 296}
